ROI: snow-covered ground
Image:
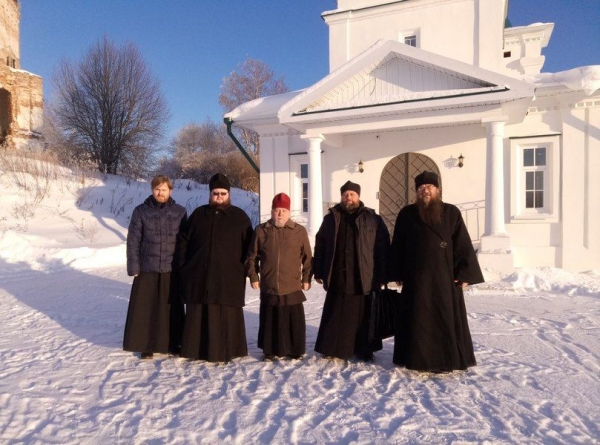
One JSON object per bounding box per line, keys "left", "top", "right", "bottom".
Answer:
{"left": 1, "top": 156, "right": 599, "bottom": 444}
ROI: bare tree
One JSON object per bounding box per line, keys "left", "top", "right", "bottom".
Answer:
{"left": 219, "top": 58, "right": 289, "bottom": 160}
{"left": 52, "top": 36, "right": 169, "bottom": 176}
{"left": 169, "top": 120, "right": 235, "bottom": 158}
{"left": 163, "top": 119, "right": 258, "bottom": 192}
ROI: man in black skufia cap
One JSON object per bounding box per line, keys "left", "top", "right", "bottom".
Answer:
{"left": 388, "top": 171, "right": 484, "bottom": 372}
{"left": 175, "top": 173, "right": 253, "bottom": 363}
{"left": 313, "top": 180, "right": 389, "bottom": 361}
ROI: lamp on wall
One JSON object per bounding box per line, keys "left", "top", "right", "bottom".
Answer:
{"left": 358, "top": 160, "right": 364, "bottom": 173}
{"left": 458, "top": 154, "right": 465, "bottom": 168}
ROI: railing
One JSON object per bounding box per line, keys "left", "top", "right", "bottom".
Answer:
{"left": 455, "top": 200, "right": 485, "bottom": 242}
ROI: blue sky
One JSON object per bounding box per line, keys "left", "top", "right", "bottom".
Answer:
{"left": 19, "top": 0, "right": 600, "bottom": 141}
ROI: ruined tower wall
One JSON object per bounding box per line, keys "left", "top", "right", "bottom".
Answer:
{"left": 0, "top": 0, "right": 20, "bottom": 67}
{"left": 0, "top": 0, "right": 43, "bottom": 150}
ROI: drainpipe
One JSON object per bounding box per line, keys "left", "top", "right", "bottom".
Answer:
{"left": 224, "top": 117, "right": 259, "bottom": 173}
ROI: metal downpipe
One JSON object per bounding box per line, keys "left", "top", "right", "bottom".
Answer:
{"left": 224, "top": 117, "right": 259, "bottom": 173}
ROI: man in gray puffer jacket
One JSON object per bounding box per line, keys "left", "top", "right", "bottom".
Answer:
{"left": 123, "top": 175, "right": 187, "bottom": 359}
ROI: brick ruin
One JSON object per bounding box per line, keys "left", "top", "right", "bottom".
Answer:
{"left": 0, "top": 0, "right": 43, "bottom": 150}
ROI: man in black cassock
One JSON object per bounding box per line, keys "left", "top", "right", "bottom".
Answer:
{"left": 313, "top": 181, "right": 390, "bottom": 361}
{"left": 389, "top": 171, "right": 484, "bottom": 372}
{"left": 175, "top": 173, "right": 253, "bottom": 363}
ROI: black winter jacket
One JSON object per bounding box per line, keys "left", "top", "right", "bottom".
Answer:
{"left": 126, "top": 196, "right": 187, "bottom": 276}
{"left": 313, "top": 203, "right": 389, "bottom": 294}
{"left": 175, "top": 204, "right": 253, "bottom": 307}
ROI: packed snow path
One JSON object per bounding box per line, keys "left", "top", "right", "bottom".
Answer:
{"left": 1, "top": 262, "right": 598, "bottom": 444}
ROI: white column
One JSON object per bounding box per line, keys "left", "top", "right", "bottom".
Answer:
{"left": 306, "top": 135, "right": 324, "bottom": 237}
{"left": 478, "top": 118, "right": 514, "bottom": 273}
{"left": 484, "top": 120, "right": 507, "bottom": 236}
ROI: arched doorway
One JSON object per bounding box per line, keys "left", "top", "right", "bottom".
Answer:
{"left": 0, "top": 88, "right": 11, "bottom": 144}
{"left": 379, "top": 153, "right": 441, "bottom": 235}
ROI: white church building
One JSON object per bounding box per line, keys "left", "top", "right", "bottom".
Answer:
{"left": 225, "top": 0, "right": 600, "bottom": 273}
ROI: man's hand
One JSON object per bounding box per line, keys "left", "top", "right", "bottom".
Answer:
{"left": 302, "top": 282, "right": 311, "bottom": 291}
{"left": 315, "top": 278, "right": 323, "bottom": 285}
{"left": 251, "top": 281, "right": 260, "bottom": 290}
{"left": 454, "top": 280, "right": 468, "bottom": 289}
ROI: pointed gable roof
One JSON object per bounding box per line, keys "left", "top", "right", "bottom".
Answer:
{"left": 277, "top": 39, "right": 535, "bottom": 130}
{"left": 291, "top": 48, "right": 504, "bottom": 115}
{"left": 226, "top": 39, "right": 535, "bottom": 133}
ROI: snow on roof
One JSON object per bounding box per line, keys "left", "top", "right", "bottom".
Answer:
{"left": 224, "top": 90, "right": 304, "bottom": 122}
{"left": 530, "top": 65, "right": 600, "bottom": 96}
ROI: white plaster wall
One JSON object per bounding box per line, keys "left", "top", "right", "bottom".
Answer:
{"left": 317, "top": 125, "right": 488, "bottom": 240}
{"left": 561, "top": 106, "right": 587, "bottom": 270}
{"left": 497, "top": 96, "right": 600, "bottom": 272}
{"left": 504, "top": 106, "right": 561, "bottom": 268}
{"left": 257, "top": 134, "right": 296, "bottom": 222}
{"left": 326, "top": 0, "right": 505, "bottom": 72}
{"left": 559, "top": 104, "right": 600, "bottom": 271}
{"left": 585, "top": 105, "right": 600, "bottom": 258}
{"left": 506, "top": 108, "right": 562, "bottom": 137}
{"left": 508, "top": 219, "right": 560, "bottom": 268}
{"left": 273, "top": 135, "right": 292, "bottom": 194}
{"left": 475, "top": 0, "right": 505, "bottom": 72}
{"left": 258, "top": 135, "right": 276, "bottom": 222}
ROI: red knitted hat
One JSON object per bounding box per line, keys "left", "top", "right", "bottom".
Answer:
{"left": 272, "top": 193, "right": 291, "bottom": 210}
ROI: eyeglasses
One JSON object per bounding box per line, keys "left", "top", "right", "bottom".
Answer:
{"left": 417, "top": 184, "right": 436, "bottom": 192}
{"left": 212, "top": 192, "right": 228, "bottom": 196}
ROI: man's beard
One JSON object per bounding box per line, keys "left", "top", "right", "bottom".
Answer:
{"left": 273, "top": 219, "right": 286, "bottom": 228}
{"left": 341, "top": 200, "right": 359, "bottom": 213}
{"left": 209, "top": 197, "right": 231, "bottom": 210}
{"left": 417, "top": 196, "right": 443, "bottom": 226}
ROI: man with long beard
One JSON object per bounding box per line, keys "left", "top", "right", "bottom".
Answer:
{"left": 389, "top": 171, "right": 484, "bottom": 372}
{"left": 175, "top": 173, "right": 253, "bottom": 363}
{"left": 313, "top": 181, "right": 389, "bottom": 361}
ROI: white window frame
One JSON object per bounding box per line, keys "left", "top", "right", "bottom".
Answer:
{"left": 510, "top": 135, "right": 560, "bottom": 221}
{"left": 400, "top": 29, "right": 420, "bottom": 48}
{"left": 289, "top": 155, "right": 309, "bottom": 219}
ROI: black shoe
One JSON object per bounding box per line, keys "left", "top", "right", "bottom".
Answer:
{"left": 140, "top": 352, "right": 153, "bottom": 359}
{"left": 287, "top": 354, "right": 303, "bottom": 360}
{"left": 263, "top": 354, "right": 277, "bottom": 362}
{"left": 359, "top": 352, "right": 374, "bottom": 362}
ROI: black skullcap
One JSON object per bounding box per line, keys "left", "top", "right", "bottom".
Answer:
{"left": 340, "top": 180, "right": 361, "bottom": 196}
{"left": 209, "top": 173, "right": 231, "bottom": 191}
{"left": 414, "top": 171, "right": 439, "bottom": 189}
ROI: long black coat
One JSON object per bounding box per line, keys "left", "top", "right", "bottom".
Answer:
{"left": 175, "top": 204, "right": 253, "bottom": 307}
{"left": 313, "top": 203, "right": 389, "bottom": 295}
{"left": 126, "top": 196, "right": 187, "bottom": 276}
{"left": 389, "top": 202, "right": 484, "bottom": 372}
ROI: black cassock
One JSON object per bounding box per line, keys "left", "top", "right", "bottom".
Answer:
{"left": 389, "top": 202, "right": 484, "bottom": 372}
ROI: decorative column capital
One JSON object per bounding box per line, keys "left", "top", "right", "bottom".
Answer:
{"left": 300, "top": 133, "right": 324, "bottom": 142}
{"left": 481, "top": 116, "right": 509, "bottom": 124}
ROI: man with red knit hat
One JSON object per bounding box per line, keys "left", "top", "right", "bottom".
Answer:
{"left": 245, "top": 192, "right": 313, "bottom": 360}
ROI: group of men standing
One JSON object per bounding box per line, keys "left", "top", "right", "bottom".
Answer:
{"left": 124, "top": 170, "right": 483, "bottom": 373}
